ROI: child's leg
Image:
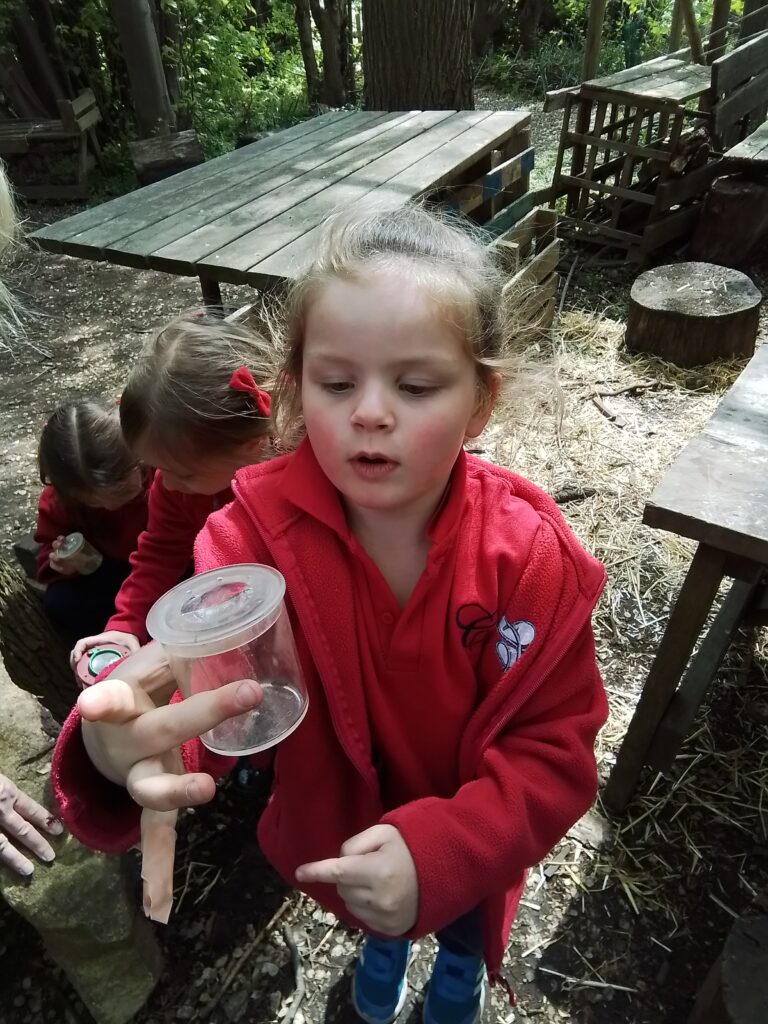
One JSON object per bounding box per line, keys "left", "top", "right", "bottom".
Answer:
{"left": 426, "top": 908, "right": 486, "bottom": 1024}
{"left": 352, "top": 934, "right": 411, "bottom": 1024}
{"left": 42, "top": 558, "right": 131, "bottom": 640}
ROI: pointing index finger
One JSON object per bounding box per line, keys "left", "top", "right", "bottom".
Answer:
{"left": 296, "top": 853, "right": 376, "bottom": 887}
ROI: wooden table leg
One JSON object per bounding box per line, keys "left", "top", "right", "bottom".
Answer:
{"left": 604, "top": 543, "right": 727, "bottom": 813}
{"left": 647, "top": 571, "right": 763, "bottom": 773}
{"left": 198, "top": 273, "right": 223, "bottom": 310}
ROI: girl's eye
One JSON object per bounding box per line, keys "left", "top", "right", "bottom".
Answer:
{"left": 400, "top": 383, "right": 437, "bottom": 397}
{"left": 323, "top": 381, "right": 353, "bottom": 394}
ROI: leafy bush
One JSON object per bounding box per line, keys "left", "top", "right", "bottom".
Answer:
{"left": 477, "top": 35, "right": 626, "bottom": 97}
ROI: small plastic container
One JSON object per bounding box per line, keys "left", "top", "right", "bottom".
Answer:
{"left": 56, "top": 531, "right": 103, "bottom": 575}
{"left": 146, "top": 564, "right": 308, "bottom": 756}
{"left": 73, "top": 644, "right": 132, "bottom": 689}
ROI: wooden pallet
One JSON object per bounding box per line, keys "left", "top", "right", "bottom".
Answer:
{"left": 488, "top": 207, "right": 559, "bottom": 332}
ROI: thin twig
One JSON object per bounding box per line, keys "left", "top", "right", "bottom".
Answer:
{"left": 200, "top": 899, "right": 292, "bottom": 1019}
{"left": 557, "top": 255, "right": 579, "bottom": 318}
{"left": 282, "top": 924, "right": 306, "bottom": 1024}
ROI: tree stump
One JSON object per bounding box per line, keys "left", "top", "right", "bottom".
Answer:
{"left": 689, "top": 888, "right": 768, "bottom": 1023}
{"left": 690, "top": 174, "right": 768, "bottom": 268}
{"left": 0, "top": 558, "right": 77, "bottom": 724}
{"left": 626, "top": 262, "right": 761, "bottom": 368}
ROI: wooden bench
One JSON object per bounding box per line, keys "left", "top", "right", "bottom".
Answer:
{"left": 604, "top": 343, "right": 768, "bottom": 812}
{"left": 0, "top": 89, "right": 101, "bottom": 199}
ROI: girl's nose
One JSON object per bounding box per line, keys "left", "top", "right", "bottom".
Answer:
{"left": 350, "top": 383, "right": 394, "bottom": 430}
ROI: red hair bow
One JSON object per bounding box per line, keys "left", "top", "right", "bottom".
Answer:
{"left": 229, "top": 366, "right": 271, "bottom": 418}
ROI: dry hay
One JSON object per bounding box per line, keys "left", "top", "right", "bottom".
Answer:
{"left": 481, "top": 307, "right": 768, "bottom": 942}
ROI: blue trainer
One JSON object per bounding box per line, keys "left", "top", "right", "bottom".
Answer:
{"left": 352, "top": 936, "right": 412, "bottom": 1024}
{"left": 423, "top": 945, "right": 486, "bottom": 1024}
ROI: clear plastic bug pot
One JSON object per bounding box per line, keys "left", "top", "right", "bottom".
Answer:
{"left": 146, "top": 564, "right": 308, "bottom": 756}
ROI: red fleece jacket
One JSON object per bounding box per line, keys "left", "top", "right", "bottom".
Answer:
{"left": 35, "top": 483, "right": 151, "bottom": 584}
{"left": 51, "top": 441, "right": 607, "bottom": 973}
{"left": 104, "top": 474, "right": 232, "bottom": 640}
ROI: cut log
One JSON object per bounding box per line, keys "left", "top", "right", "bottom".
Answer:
{"left": 0, "top": 558, "right": 77, "bottom": 724}
{"left": 690, "top": 173, "right": 768, "bottom": 268}
{"left": 626, "top": 262, "right": 761, "bottom": 367}
{"left": 128, "top": 128, "right": 204, "bottom": 185}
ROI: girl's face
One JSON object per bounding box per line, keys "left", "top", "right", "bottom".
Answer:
{"left": 135, "top": 439, "right": 264, "bottom": 495}
{"left": 301, "top": 267, "right": 497, "bottom": 525}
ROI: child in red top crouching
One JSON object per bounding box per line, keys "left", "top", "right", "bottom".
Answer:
{"left": 35, "top": 399, "right": 150, "bottom": 640}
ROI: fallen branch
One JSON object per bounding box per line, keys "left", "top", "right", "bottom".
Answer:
{"left": 200, "top": 899, "right": 292, "bottom": 1019}
{"left": 590, "top": 393, "right": 626, "bottom": 427}
{"left": 553, "top": 485, "right": 597, "bottom": 505}
{"left": 282, "top": 924, "right": 306, "bottom": 1024}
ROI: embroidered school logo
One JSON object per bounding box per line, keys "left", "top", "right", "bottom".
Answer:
{"left": 495, "top": 617, "right": 535, "bottom": 671}
{"left": 455, "top": 604, "right": 535, "bottom": 671}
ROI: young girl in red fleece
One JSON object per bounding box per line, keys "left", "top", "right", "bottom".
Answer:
{"left": 35, "top": 399, "right": 150, "bottom": 639}
{"left": 70, "top": 313, "right": 277, "bottom": 672}
{"left": 53, "top": 207, "right": 607, "bottom": 1024}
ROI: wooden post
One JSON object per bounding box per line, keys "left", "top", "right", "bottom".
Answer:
{"left": 679, "top": 0, "right": 705, "bottom": 64}
{"left": 582, "top": 0, "right": 608, "bottom": 81}
{"left": 669, "top": 0, "right": 683, "bottom": 52}
{"left": 706, "top": 0, "right": 731, "bottom": 63}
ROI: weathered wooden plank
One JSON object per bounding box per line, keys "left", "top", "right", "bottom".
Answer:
{"left": 585, "top": 56, "right": 684, "bottom": 91}
{"left": 654, "top": 159, "right": 722, "bottom": 208}
{"left": 558, "top": 215, "right": 642, "bottom": 245}
{"left": 245, "top": 111, "right": 530, "bottom": 287}
{"left": 102, "top": 111, "right": 404, "bottom": 268}
{"left": 640, "top": 204, "right": 702, "bottom": 251}
{"left": 450, "top": 147, "right": 535, "bottom": 214}
{"left": 60, "top": 111, "right": 390, "bottom": 260}
{"left": 725, "top": 119, "right": 768, "bottom": 161}
{"left": 712, "top": 29, "right": 768, "bottom": 94}
{"left": 484, "top": 187, "right": 554, "bottom": 236}
{"left": 713, "top": 67, "right": 768, "bottom": 138}
{"left": 644, "top": 344, "right": 768, "bottom": 562}
{"left": 543, "top": 86, "right": 579, "bottom": 112}
{"left": 604, "top": 543, "right": 728, "bottom": 812}
{"left": 559, "top": 173, "right": 657, "bottom": 204}
{"left": 626, "top": 64, "right": 712, "bottom": 103}
{"left": 503, "top": 240, "right": 560, "bottom": 293}
{"left": 155, "top": 109, "right": 463, "bottom": 278}
{"left": 29, "top": 109, "right": 356, "bottom": 249}
{"left": 566, "top": 129, "right": 672, "bottom": 162}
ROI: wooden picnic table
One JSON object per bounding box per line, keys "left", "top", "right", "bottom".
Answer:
{"left": 605, "top": 343, "right": 768, "bottom": 812}
{"left": 29, "top": 108, "right": 531, "bottom": 304}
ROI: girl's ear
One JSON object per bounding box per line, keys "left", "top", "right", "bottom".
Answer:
{"left": 466, "top": 371, "right": 501, "bottom": 439}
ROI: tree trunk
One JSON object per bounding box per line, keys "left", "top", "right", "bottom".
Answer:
{"left": 108, "top": 0, "right": 173, "bottom": 137}
{"left": 294, "top": 0, "right": 321, "bottom": 105}
{"left": 362, "top": 0, "right": 473, "bottom": 110}
{"left": 690, "top": 174, "right": 768, "bottom": 267}
{"left": 309, "top": 0, "right": 348, "bottom": 106}
{"left": 517, "top": 0, "right": 543, "bottom": 53}
{"left": 158, "top": 4, "right": 180, "bottom": 129}
{"left": 472, "top": 0, "right": 509, "bottom": 57}
{"left": 626, "top": 262, "right": 761, "bottom": 367}
{"left": 0, "top": 559, "right": 77, "bottom": 726}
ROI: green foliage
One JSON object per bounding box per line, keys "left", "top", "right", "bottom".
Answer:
{"left": 477, "top": 36, "right": 626, "bottom": 96}
{"left": 47, "top": 0, "right": 307, "bottom": 163}
{"left": 165, "top": 0, "right": 308, "bottom": 156}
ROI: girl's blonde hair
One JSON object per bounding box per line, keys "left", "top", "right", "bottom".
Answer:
{"left": 273, "top": 204, "right": 528, "bottom": 440}
{"left": 120, "top": 312, "right": 277, "bottom": 459}
{"left": 39, "top": 400, "right": 140, "bottom": 505}
{"left": 0, "top": 161, "right": 23, "bottom": 346}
